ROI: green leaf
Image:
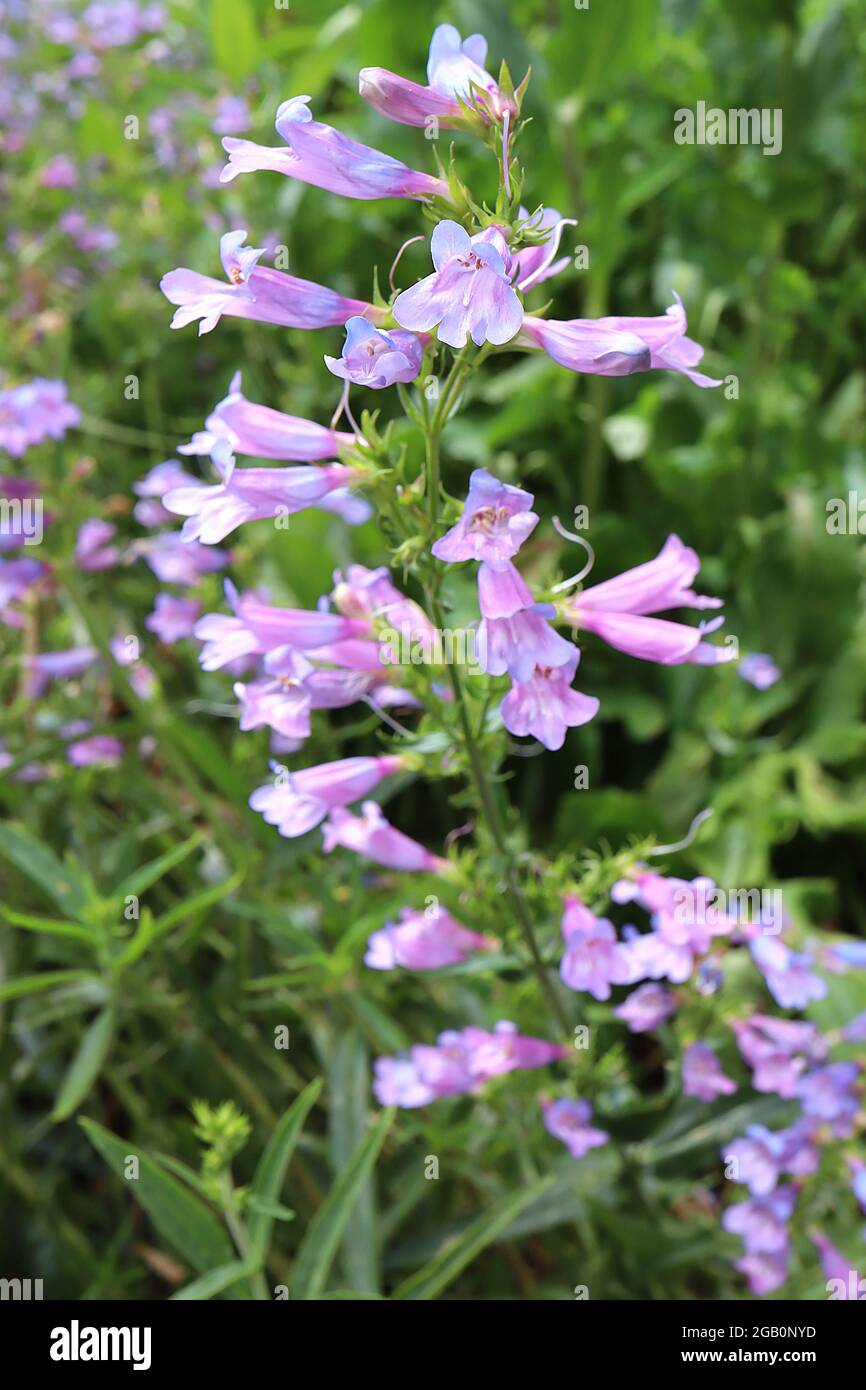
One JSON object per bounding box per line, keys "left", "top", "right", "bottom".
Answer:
{"left": 292, "top": 1109, "right": 392, "bottom": 1300}
{"left": 116, "top": 831, "right": 204, "bottom": 901}
{"left": 210, "top": 0, "right": 259, "bottom": 85}
{"left": 0, "top": 825, "right": 89, "bottom": 919}
{"left": 247, "top": 1078, "right": 322, "bottom": 1267}
{"left": 328, "top": 1029, "right": 379, "bottom": 1294}
{"left": 392, "top": 1178, "right": 553, "bottom": 1300}
{"left": 0, "top": 970, "right": 95, "bottom": 1003}
{"left": 52, "top": 1006, "right": 116, "bottom": 1122}
{"left": 171, "top": 1261, "right": 251, "bottom": 1302}
{"left": 80, "top": 1118, "right": 234, "bottom": 1273}
{"left": 0, "top": 904, "right": 96, "bottom": 944}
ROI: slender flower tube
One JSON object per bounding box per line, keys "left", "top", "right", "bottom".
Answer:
{"left": 520, "top": 294, "right": 721, "bottom": 386}
{"left": 513, "top": 206, "right": 577, "bottom": 293}
{"left": 542, "top": 1098, "right": 609, "bottom": 1159}
{"left": 373, "top": 1021, "right": 569, "bottom": 1108}
{"left": 365, "top": 905, "right": 492, "bottom": 971}
{"left": 393, "top": 221, "right": 524, "bottom": 349}
{"left": 359, "top": 24, "right": 512, "bottom": 129}
{"left": 560, "top": 534, "right": 735, "bottom": 666}
{"left": 161, "top": 230, "right": 380, "bottom": 336}
{"left": 249, "top": 755, "right": 406, "bottom": 838}
{"left": 179, "top": 371, "right": 356, "bottom": 462}
{"left": 323, "top": 801, "right": 450, "bottom": 874}
{"left": 164, "top": 453, "right": 369, "bottom": 545}
{"left": 194, "top": 582, "right": 368, "bottom": 671}
{"left": 220, "top": 96, "right": 448, "bottom": 202}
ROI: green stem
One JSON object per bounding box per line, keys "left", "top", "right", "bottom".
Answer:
{"left": 220, "top": 1173, "right": 269, "bottom": 1301}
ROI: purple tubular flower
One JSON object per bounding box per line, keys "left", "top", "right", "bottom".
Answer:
{"left": 364, "top": 905, "right": 492, "bottom": 971}
{"left": 558, "top": 895, "right": 631, "bottom": 1001}
{"left": 145, "top": 594, "right": 200, "bottom": 644}
{"left": 723, "top": 1186, "right": 796, "bottom": 1255}
{"left": 178, "top": 371, "right": 356, "bottom": 462}
{"left": 220, "top": 95, "right": 448, "bottom": 201}
{"left": 501, "top": 648, "right": 599, "bottom": 751}
{"left": 235, "top": 649, "right": 372, "bottom": 741}
{"left": 520, "top": 293, "right": 721, "bottom": 386}
{"left": 74, "top": 519, "right": 121, "bottom": 571}
{"left": 25, "top": 646, "right": 98, "bottom": 698}
{"left": 164, "top": 455, "right": 368, "bottom": 545}
{"left": 797, "top": 1063, "right": 860, "bottom": 1138}
{"left": 0, "top": 378, "right": 80, "bottom": 456}
{"left": 432, "top": 468, "right": 539, "bottom": 568}
{"left": 137, "top": 533, "right": 226, "bottom": 586}
{"left": 614, "top": 982, "right": 677, "bottom": 1034}
{"left": 477, "top": 559, "right": 534, "bottom": 620}
{"left": 373, "top": 1020, "right": 568, "bottom": 1108}
{"left": 681, "top": 1042, "right": 737, "bottom": 1101}
{"left": 161, "top": 230, "right": 380, "bottom": 336}
{"left": 842, "top": 1010, "right": 866, "bottom": 1043}
{"left": 67, "top": 734, "right": 124, "bottom": 768}
{"left": 249, "top": 754, "right": 405, "bottom": 839}
{"left": 735, "top": 1249, "right": 791, "bottom": 1296}
{"left": 323, "top": 801, "right": 448, "bottom": 874}
{"left": 542, "top": 1098, "right": 609, "bottom": 1159}
{"left": 514, "top": 206, "right": 577, "bottom": 293}
{"left": 133, "top": 459, "right": 196, "bottom": 527}
{"left": 732, "top": 1014, "right": 827, "bottom": 1098}
{"left": 0, "top": 557, "right": 47, "bottom": 626}
{"left": 561, "top": 534, "right": 734, "bottom": 666}
{"left": 738, "top": 652, "right": 781, "bottom": 690}
{"left": 359, "top": 22, "right": 511, "bottom": 129}
{"left": 480, "top": 604, "right": 575, "bottom": 682}
{"left": 324, "top": 317, "right": 424, "bottom": 389}
{"left": 393, "top": 221, "right": 524, "bottom": 349}
{"left": 750, "top": 936, "right": 827, "bottom": 1009}
{"left": 195, "top": 583, "right": 368, "bottom": 671}
{"left": 811, "top": 1231, "right": 863, "bottom": 1297}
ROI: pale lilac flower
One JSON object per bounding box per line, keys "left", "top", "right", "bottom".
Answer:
{"left": 477, "top": 559, "right": 534, "bottom": 619}
{"left": 67, "top": 734, "right": 123, "bottom": 768}
{"left": 480, "top": 604, "right": 576, "bottom": 682}
{"left": 811, "top": 1231, "right": 863, "bottom": 1297}
{"left": 558, "top": 895, "right": 631, "bottom": 1001}
{"left": 195, "top": 582, "right": 367, "bottom": 670}
{"left": 38, "top": 154, "right": 78, "bottom": 187}
{"left": 178, "top": 371, "right": 355, "bottom": 462}
{"left": 145, "top": 594, "right": 200, "bottom": 643}
{"left": 133, "top": 459, "right": 196, "bottom": 527}
{"left": 324, "top": 317, "right": 423, "bottom": 389}
{"left": 723, "top": 1186, "right": 796, "bottom": 1255}
{"left": 0, "top": 379, "right": 80, "bottom": 456}
{"left": 738, "top": 652, "right": 781, "bottom": 690}
{"left": 734, "top": 1249, "right": 791, "bottom": 1296}
{"left": 542, "top": 1098, "right": 609, "bottom": 1159}
{"left": 250, "top": 754, "right": 405, "bottom": 838}
{"left": 373, "top": 1020, "right": 567, "bottom": 1108}
{"left": 560, "top": 534, "right": 734, "bottom": 666}
{"left": 221, "top": 95, "right": 448, "bottom": 201}
{"left": 235, "top": 648, "right": 372, "bottom": 739}
{"left": 137, "top": 533, "right": 226, "bottom": 586}
{"left": 25, "top": 646, "right": 98, "bottom": 698}
{"left": 614, "top": 982, "right": 677, "bottom": 1033}
{"left": 682, "top": 1042, "right": 737, "bottom": 1102}
{"left": 0, "top": 557, "right": 47, "bottom": 625}
{"left": 331, "top": 563, "right": 437, "bottom": 653}
{"left": 75, "top": 519, "right": 121, "bottom": 571}
{"left": 0, "top": 478, "right": 47, "bottom": 552}
{"left": 732, "top": 1015, "right": 827, "bottom": 1098}
{"left": 848, "top": 1158, "right": 866, "bottom": 1215}
{"left": 750, "top": 936, "right": 827, "bottom": 1010}
{"left": 394, "top": 221, "right": 523, "bottom": 349}
{"left": 501, "top": 649, "right": 599, "bottom": 751}
{"left": 723, "top": 1125, "right": 787, "bottom": 1197}
{"left": 365, "top": 905, "right": 491, "bottom": 971}
{"left": 323, "top": 801, "right": 448, "bottom": 874}
{"left": 432, "top": 468, "right": 538, "bottom": 569}
{"left": 514, "top": 206, "right": 576, "bottom": 293}
{"left": 842, "top": 1011, "right": 866, "bottom": 1043}
{"left": 164, "top": 454, "right": 367, "bottom": 545}
{"left": 821, "top": 941, "right": 866, "bottom": 973}
{"left": 359, "top": 23, "right": 512, "bottom": 129}
{"left": 161, "top": 230, "right": 380, "bottom": 336}
{"left": 212, "top": 95, "right": 250, "bottom": 136}
{"left": 520, "top": 294, "right": 721, "bottom": 386}
{"left": 797, "top": 1063, "right": 860, "bottom": 1138}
